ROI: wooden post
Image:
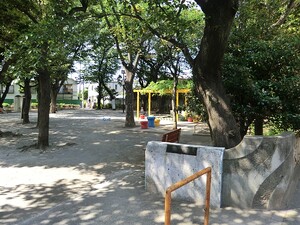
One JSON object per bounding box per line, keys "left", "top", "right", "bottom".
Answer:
{"left": 204, "top": 169, "right": 212, "bottom": 225}
{"left": 165, "top": 190, "right": 172, "bottom": 225}
{"left": 164, "top": 167, "right": 212, "bottom": 225}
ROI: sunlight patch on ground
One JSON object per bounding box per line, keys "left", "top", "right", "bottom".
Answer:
{"left": 107, "top": 130, "right": 122, "bottom": 134}
{"left": 0, "top": 165, "right": 106, "bottom": 209}
{"left": 0, "top": 166, "right": 105, "bottom": 187}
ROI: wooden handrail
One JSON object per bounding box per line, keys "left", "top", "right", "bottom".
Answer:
{"left": 165, "top": 167, "right": 212, "bottom": 225}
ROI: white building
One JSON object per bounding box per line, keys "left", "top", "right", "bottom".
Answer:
{"left": 85, "top": 81, "right": 125, "bottom": 108}
{"left": 1, "top": 78, "right": 79, "bottom": 104}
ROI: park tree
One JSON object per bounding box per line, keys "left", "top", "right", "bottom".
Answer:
{"left": 223, "top": 0, "right": 300, "bottom": 136}
{"left": 127, "top": 0, "right": 240, "bottom": 148}
{"left": 0, "top": 73, "right": 14, "bottom": 109}
{"left": 20, "top": 78, "right": 37, "bottom": 123}
{"left": 48, "top": 5, "right": 93, "bottom": 113}
{"left": 0, "top": 0, "right": 30, "bottom": 108}
{"left": 163, "top": 45, "right": 188, "bottom": 130}
{"left": 49, "top": 42, "right": 84, "bottom": 113}
{"left": 2, "top": 0, "right": 89, "bottom": 149}
{"left": 137, "top": 38, "right": 177, "bottom": 113}
{"left": 80, "top": 27, "right": 119, "bottom": 109}
{"left": 137, "top": 38, "right": 171, "bottom": 86}
{"left": 97, "top": 1, "right": 153, "bottom": 127}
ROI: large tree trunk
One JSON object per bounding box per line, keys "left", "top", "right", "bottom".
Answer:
{"left": 193, "top": 0, "right": 241, "bottom": 148}
{"left": 37, "top": 42, "right": 51, "bottom": 149}
{"left": 97, "top": 84, "right": 102, "bottom": 110}
{"left": 0, "top": 58, "right": 15, "bottom": 84}
{"left": 50, "top": 88, "right": 58, "bottom": 113}
{"left": 124, "top": 70, "right": 135, "bottom": 127}
{"left": 22, "top": 78, "right": 32, "bottom": 124}
{"left": 50, "top": 79, "right": 65, "bottom": 113}
{"left": 238, "top": 117, "right": 254, "bottom": 137}
{"left": 37, "top": 70, "right": 51, "bottom": 149}
{"left": 254, "top": 117, "right": 264, "bottom": 135}
{"left": 97, "top": 95, "right": 101, "bottom": 109}
{"left": 0, "top": 79, "right": 12, "bottom": 108}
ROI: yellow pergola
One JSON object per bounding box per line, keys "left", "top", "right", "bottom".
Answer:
{"left": 134, "top": 88, "right": 190, "bottom": 118}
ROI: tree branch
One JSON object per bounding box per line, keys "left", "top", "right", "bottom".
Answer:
{"left": 270, "top": 0, "right": 299, "bottom": 29}
{"left": 130, "top": 3, "right": 194, "bottom": 66}
{"left": 69, "top": 0, "right": 89, "bottom": 16}
{"left": 0, "top": 57, "right": 16, "bottom": 82}
{"left": 99, "top": 1, "right": 127, "bottom": 68}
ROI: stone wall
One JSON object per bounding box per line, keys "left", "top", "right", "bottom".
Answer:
{"left": 145, "top": 141, "right": 224, "bottom": 207}
{"left": 222, "top": 132, "right": 299, "bottom": 209}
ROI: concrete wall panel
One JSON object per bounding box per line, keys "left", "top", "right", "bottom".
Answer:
{"left": 145, "top": 141, "right": 224, "bottom": 207}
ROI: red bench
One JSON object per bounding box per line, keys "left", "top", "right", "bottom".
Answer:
{"left": 161, "top": 128, "right": 181, "bottom": 143}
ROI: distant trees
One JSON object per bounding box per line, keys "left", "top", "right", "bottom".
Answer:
{"left": 80, "top": 28, "right": 119, "bottom": 109}
{"left": 125, "top": 0, "right": 240, "bottom": 148}
{"left": 1, "top": 0, "right": 89, "bottom": 149}
{"left": 98, "top": 0, "right": 152, "bottom": 127}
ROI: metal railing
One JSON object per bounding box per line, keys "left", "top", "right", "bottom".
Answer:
{"left": 165, "top": 167, "right": 212, "bottom": 225}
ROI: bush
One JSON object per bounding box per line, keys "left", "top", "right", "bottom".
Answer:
{"left": 104, "top": 103, "right": 112, "bottom": 109}
{"left": 31, "top": 103, "right": 38, "bottom": 108}
{"left": 57, "top": 103, "right": 79, "bottom": 109}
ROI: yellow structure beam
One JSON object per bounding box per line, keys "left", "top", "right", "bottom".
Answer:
{"left": 148, "top": 92, "right": 151, "bottom": 116}
{"left": 136, "top": 91, "right": 140, "bottom": 117}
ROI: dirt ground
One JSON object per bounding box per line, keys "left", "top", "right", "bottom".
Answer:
{"left": 0, "top": 109, "right": 212, "bottom": 225}
{"left": 2, "top": 110, "right": 300, "bottom": 225}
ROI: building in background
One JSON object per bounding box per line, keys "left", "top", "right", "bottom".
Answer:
{"left": 85, "top": 80, "right": 124, "bottom": 108}
{"left": 1, "top": 78, "right": 79, "bottom": 106}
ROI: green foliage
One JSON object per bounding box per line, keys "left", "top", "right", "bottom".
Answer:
{"left": 104, "top": 103, "right": 112, "bottom": 109}
{"left": 2, "top": 103, "right": 11, "bottom": 107}
{"left": 186, "top": 91, "right": 207, "bottom": 121}
{"left": 31, "top": 102, "right": 38, "bottom": 108}
{"left": 143, "top": 79, "right": 192, "bottom": 95}
{"left": 136, "top": 1, "right": 204, "bottom": 55}
{"left": 83, "top": 89, "right": 88, "bottom": 100}
{"left": 56, "top": 99, "right": 81, "bottom": 105}
{"left": 80, "top": 25, "right": 119, "bottom": 101}
{"left": 57, "top": 103, "right": 79, "bottom": 109}
{"left": 223, "top": 0, "right": 300, "bottom": 135}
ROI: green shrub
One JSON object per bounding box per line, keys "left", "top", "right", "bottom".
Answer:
{"left": 31, "top": 103, "right": 38, "bottom": 108}
{"left": 57, "top": 103, "right": 79, "bottom": 109}
{"left": 104, "top": 103, "right": 112, "bottom": 109}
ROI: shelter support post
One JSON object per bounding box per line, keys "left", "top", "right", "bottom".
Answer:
{"left": 148, "top": 93, "right": 151, "bottom": 116}
{"left": 136, "top": 92, "right": 140, "bottom": 118}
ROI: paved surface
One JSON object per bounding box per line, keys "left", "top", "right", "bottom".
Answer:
{"left": 0, "top": 109, "right": 300, "bottom": 225}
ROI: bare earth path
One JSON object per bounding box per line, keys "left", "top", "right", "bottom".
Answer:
{"left": 0, "top": 109, "right": 300, "bottom": 225}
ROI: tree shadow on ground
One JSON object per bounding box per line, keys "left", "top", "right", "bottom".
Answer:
{"left": 1, "top": 110, "right": 300, "bottom": 224}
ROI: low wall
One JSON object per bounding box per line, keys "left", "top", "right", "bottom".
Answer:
{"left": 145, "top": 141, "right": 224, "bottom": 207}
{"left": 222, "top": 132, "right": 299, "bottom": 209}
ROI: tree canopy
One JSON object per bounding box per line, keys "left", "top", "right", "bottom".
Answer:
{"left": 223, "top": 0, "right": 300, "bottom": 136}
